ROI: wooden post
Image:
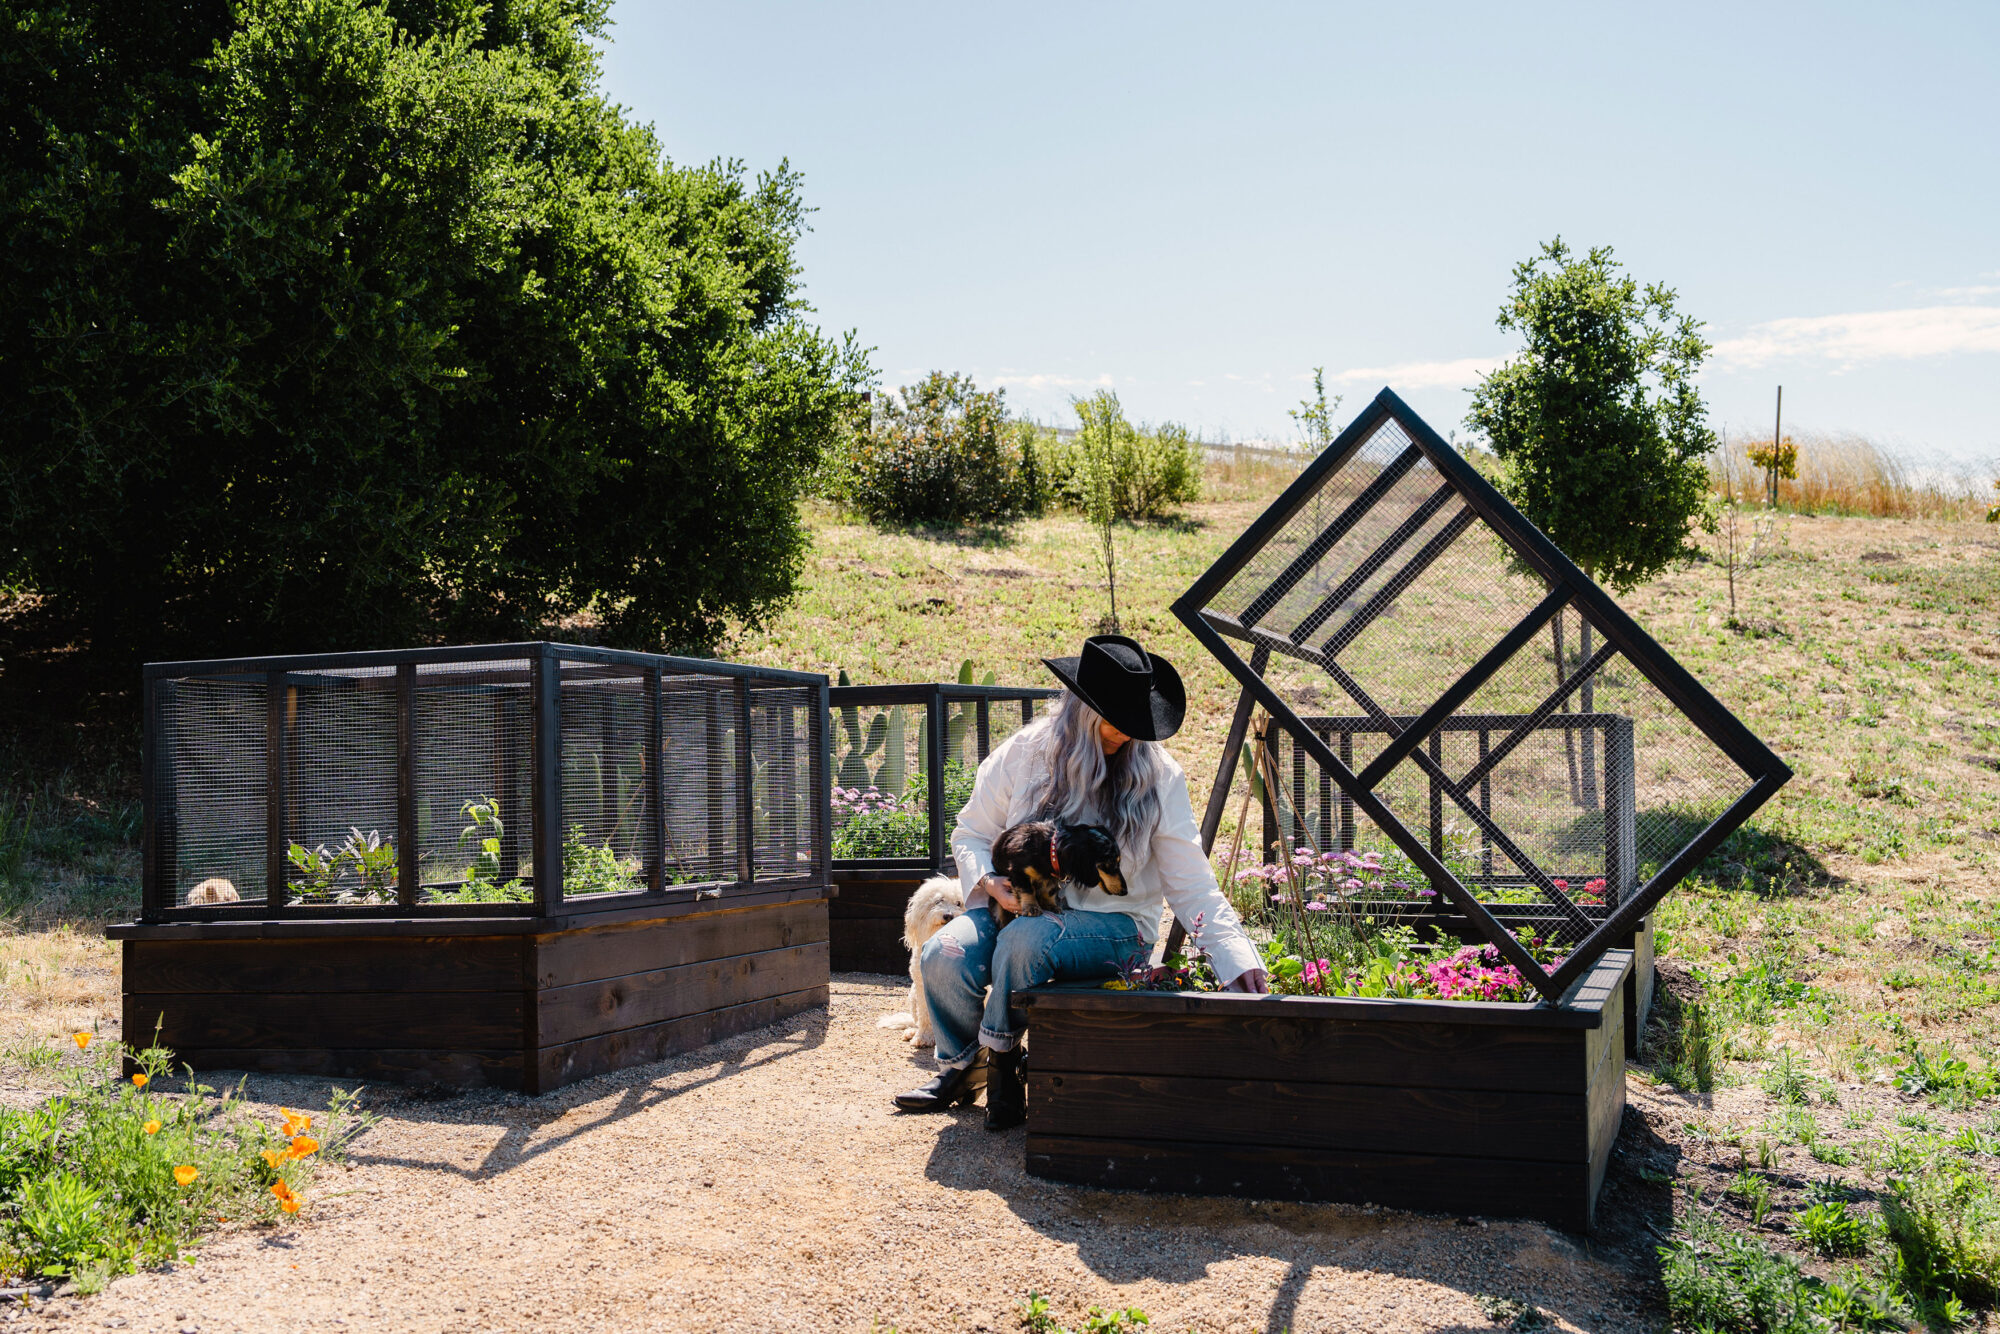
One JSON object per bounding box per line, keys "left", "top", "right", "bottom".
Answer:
{"left": 926, "top": 687, "right": 946, "bottom": 871}
{"left": 735, "top": 677, "right": 754, "bottom": 884}
{"left": 648, "top": 667, "right": 664, "bottom": 893}
{"left": 1771, "top": 385, "right": 1783, "bottom": 509}
{"left": 140, "top": 675, "right": 161, "bottom": 920}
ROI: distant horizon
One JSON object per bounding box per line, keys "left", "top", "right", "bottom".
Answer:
{"left": 599, "top": 2, "right": 1999, "bottom": 470}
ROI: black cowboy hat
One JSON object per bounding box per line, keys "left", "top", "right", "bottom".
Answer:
{"left": 1041, "top": 635, "right": 1186, "bottom": 742}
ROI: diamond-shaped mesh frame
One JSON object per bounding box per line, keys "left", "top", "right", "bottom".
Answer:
{"left": 1176, "top": 389, "right": 1792, "bottom": 1000}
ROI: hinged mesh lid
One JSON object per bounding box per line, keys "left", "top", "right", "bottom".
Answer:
{"left": 1175, "top": 389, "right": 1791, "bottom": 1001}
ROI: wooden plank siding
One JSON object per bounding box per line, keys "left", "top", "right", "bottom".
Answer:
{"left": 121, "top": 897, "right": 831, "bottom": 1094}
{"left": 828, "top": 873, "right": 928, "bottom": 974}
{"left": 1018, "top": 949, "right": 1631, "bottom": 1233}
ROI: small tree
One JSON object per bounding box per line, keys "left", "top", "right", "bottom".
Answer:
{"left": 847, "top": 372, "right": 1026, "bottom": 525}
{"left": 1747, "top": 436, "right": 1799, "bottom": 509}
{"left": 1466, "top": 238, "right": 1717, "bottom": 591}
{"left": 1073, "top": 390, "right": 1125, "bottom": 634}
{"left": 1467, "top": 238, "right": 1718, "bottom": 810}
{"left": 1289, "top": 368, "right": 1344, "bottom": 453}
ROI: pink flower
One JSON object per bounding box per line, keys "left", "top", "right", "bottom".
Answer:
{"left": 1304, "top": 901, "right": 1328, "bottom": 911}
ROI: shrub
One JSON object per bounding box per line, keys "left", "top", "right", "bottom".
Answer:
{"left": 1882, "top": 1168, "right": 2000, "bottom": 1306}
{"left": 1658, "top": 994, "right": 1719, "bottom": 1092}
{"left": 1034, "top": 418, "right": 1203, "bottom": 520}
{"left": 846, "top": 373, "right": 1033, "bottom": 525}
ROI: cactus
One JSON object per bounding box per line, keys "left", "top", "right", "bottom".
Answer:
{"left": 876, "top": 706, "right": 907, "bottom": 797}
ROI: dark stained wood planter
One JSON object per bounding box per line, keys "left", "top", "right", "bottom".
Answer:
{"left": 828, "top": 870, "right": 926, "bottom": 974}
{"left": 111, "top": 892, "right": 829, "bottom": 1094}
{"left": 1018, "top": 947, "right": 1632, "bottom": 1233}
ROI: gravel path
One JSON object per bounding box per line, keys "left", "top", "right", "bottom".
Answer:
{"left": 13, "top": 977, "right": 1657, "bottom": 1334}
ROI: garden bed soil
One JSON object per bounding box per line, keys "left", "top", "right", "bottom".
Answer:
{"left": 1020, "top": 949, "right": 1632, "bottom": 1233}
{"left": 108, "top": 892, "right": 830, "bottom": 1093}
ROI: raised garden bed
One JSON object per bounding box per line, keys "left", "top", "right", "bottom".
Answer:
{"left": 1020, "top": 947, "right": 1631, "bottom": 1233}
{"left": 826, "top": 682, "right": 1056, "bottom": 973}
{"left": 111, "top": 642, "right": 831, "bottom": 1093}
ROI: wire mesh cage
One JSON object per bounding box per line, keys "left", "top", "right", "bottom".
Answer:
{"left": 1178, "top": 389, "right": 1791, "bottom": 1000}
{"left": 827, "top": 684, "right": 1059, "bottom": 871}
{"left": 142, "top": 644, "right": 828, "bottom": 921}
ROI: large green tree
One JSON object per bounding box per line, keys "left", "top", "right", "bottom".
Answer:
{"left": 1465, "top": 238, "right": 1715, "bottom": 591}
{"left": 1, "top": 0, "right": 867, "bottom": 660}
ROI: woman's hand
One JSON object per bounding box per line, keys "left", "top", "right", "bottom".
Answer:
{"left": 978, "top": 873, "right": 1026, "bottom": 915}
{"left": 1222, "top": 967, "right": 1270, "bottom": 995}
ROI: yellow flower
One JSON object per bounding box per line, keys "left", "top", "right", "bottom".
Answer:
{"left": 73, "top": 1031, "right": 92, "bottom": 1050}
{"left": 132, "top": 1073, "right": 148, "bottom": 1089}
{"left": 288, "top": 1135, "right": 319, "bottom": 1161}
{"left": 1100, "top": 979, "right": 1131, "bottom": 991}
{"left": 261, "top": 1148, "right": 285, "bottom": 1169}
{"left": 174, "top": 1165, "right": 199, "bottom": 1187}
{"left": 144, "top": 1120, "right": 162, "bottom": 1135}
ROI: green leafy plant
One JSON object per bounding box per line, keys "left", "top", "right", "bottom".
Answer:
{"left": 1658, "top": 995, "right": 1719, "bottom": 1093}
{"left": 1474, "top": 1293, "right": 1545, "bottom": 1330}
{"left": 845, "top": 372, "right": 1033, "bottom": 525}
{"left": 1894, "top": 1043, "right": 1996, "bottom": 1110}
{"left": 429, "top": 797, "right": 528, "bottom": 903}
{"left": 1796, "top": 1199, "right": 1871, "bottom": 1257}
{"left": 561, "top": 827, "right": 642, "bottom": 897}
{"left": 1726, "top": 1168, "right": 1773, "bottom": 1226}
{"left": 1015, "top": 1293, "right": 1149, "bottom": 1334}
{"left": 0, "top": 1034, "right": 372, "bottom": 1283}
{"left": 1882, "top": 1167, "right": 2000, "bottom": 1306}
{"left": 338, "top": 828, "right": 397, "bottom": 900}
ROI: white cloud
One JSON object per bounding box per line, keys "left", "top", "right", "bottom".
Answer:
{"left": 1712, "top": 305, "right": 2000, "bottom": 370}
{"left": 986, "top": 371, "right": 1115, "bottom": 392}
{"left": 1329, "top": 356, "right": 1499, "bottom": 390}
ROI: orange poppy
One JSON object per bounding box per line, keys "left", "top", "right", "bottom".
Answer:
{"left": 144, "top": 1120, "right": 162, "bottom": 1135}
{"left": 174, "top": 1165, "right": 198, "bottom": 1186}
{"left": 271, "top": 1180, "right": 302, "bottom": 1214}
{"left": 280, "top": 1108, "right": 311, "bottom": 1136}
{"left": 261, "top": 1148, "right": 285, "bottom": 1169}
{"left": 132, "top": 1073, "right": 148, "bottom": 1089}
{"left": 288, "top": 1135, "right": 319, "bottom": 1160}
{"left": 73, "top": 1032, "right": 92, "bottom": 1050}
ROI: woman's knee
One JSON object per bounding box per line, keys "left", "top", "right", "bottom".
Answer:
{"left": 991, "top": 916, "right": 1060, "bottom": 982}
{"left": 920, "top": 914, "right": 988, "bottom": 988}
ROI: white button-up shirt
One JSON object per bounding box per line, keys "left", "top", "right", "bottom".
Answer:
{"left": 949, "top": 724, "right": 1263, "bottom": 985}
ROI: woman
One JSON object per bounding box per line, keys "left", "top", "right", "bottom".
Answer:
{"left": 893, "top": 634, "right": 1269, "bottom": 1129}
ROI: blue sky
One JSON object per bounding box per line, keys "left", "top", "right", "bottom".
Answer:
{"left": 598, "top": 2, "right": 1999, "bottom": 465}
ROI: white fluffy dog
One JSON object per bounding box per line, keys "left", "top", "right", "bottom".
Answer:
{"left": 877, "top": 875, "right": 964, "bottom": 1047}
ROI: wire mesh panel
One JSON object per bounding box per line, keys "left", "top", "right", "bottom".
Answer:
{"left": 559, "top": 660, "right": 653, "bottom": 900}
{"left": 141, "top": 644, "right": 829, "bottom": 921}
{"left": 282, "top": 668, "right": 402, "bottom": 908}
{"left": 661, "top": 674, "right": 741, "bottom": 883}
{"left": 1178, "top": 389, "right": 1791, "bottom": 998}
{"left": 830, "top": 696, "right": 929, "bottom": 860}
{"left": 412, "top": 659, "right": 534, "bottom": 904}
{"left": 153, "top": 675, "right": 269, "bottom": 908}
{"left": 750, "top": 683, "right": 820, "bottom": 882}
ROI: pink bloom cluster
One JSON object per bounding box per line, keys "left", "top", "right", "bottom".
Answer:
{"left": 1236, "top": 847, "right": 1418, "bottom": 901}
{"left": 1300, "top": 957, "right": 1336, "bottom": 992}
{"left": 831, "top": 786, "right": 906, "bottom": 815}
{"left": 1552, "top": 876, "right": 1609, "bottom": 907}
{"left": 1394, "top": 944, "right": 1539, "bottom": 1003}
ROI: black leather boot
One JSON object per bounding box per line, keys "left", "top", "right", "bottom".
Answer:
{"left": 892, "top": 1048, "right": 988, "bottom": 1112}
{"left": 984, "top": 1046, "right": 1027, "bottom": 1131}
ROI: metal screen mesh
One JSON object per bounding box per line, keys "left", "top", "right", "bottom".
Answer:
{"left": 831, "top": 699, "right": 928, "bottom": 860}
{"left": 751, "top": 684, "right": 818, "bottom": 881}
{"left": 1184, "top": 392, "right": 1787, "bottom": 995}
{"left": 661, "top": 675, "right": 740, "bottom": 884}
{"left": 283, "top": 668, "right": 401, "bottom": 908}
{"left": 155, "top": 676, "right": 269, "bottom": 907}
{"left": 559, "top": 661, "right": 652, "bottom": 900}
{"left": 410, "top": 659, "right": 534, "bottom": 903}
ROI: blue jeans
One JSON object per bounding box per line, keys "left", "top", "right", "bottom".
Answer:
{"left": 917, "top": 906, "right": 1145, "bottom": 1070}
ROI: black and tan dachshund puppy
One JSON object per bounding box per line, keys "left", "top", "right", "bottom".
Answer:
{"left": 988, "top": 820, "right": 1126, "bottom": 930}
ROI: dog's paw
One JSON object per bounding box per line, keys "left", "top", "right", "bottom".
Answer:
{"left": 909, "top": 1030, "right": 936, "bottom": 1048}
{"left": 877, "top": 1012, "right": 916, "bottom": 1030}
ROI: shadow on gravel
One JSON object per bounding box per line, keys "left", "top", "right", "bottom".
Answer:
{"left": 343, "top": 1006, "right": 831, "bottom": 1180}
{"left": 920, "top": 1066, "right": 1677, "bottom": 1333}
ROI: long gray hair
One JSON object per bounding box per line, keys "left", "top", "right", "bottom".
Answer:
{"left": 1021, "top": 691, "right": 1167, "bottom": 865}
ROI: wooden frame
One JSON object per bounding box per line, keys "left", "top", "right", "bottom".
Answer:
{"left": 1021, "top": 949, "right": 1632, "bottom": 1233}
{"left": 120, "top": 642, "right": 834, "bottom": 1091}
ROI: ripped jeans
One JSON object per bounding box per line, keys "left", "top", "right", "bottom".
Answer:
{"left": 917, "top": 905, "right": 1145, "bottom": 1070}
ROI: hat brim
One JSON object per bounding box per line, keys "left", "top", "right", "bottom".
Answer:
{"left": 1041, "top": 651, "right": 1186, "bottom": 742}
